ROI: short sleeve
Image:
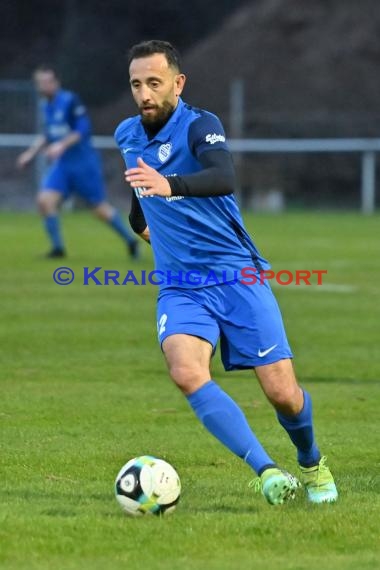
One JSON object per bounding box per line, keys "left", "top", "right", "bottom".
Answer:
{"left": 188, "top": 112, "right": 229, "bottom": 159}
{"left": 114, "top": 118, "right": 135, "bottom": 148}
{"left": 70, "top": 93, "right": 87, "bottom": 118}
{"left": 67, "top": 93, "right": 91, "bottom": 137}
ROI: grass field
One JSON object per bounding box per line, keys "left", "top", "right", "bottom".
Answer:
{"left": 1, "top": 211, "right": 380, "bottom": 570}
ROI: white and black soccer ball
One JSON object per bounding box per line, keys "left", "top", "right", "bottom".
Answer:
{"left": 115, "top": 455, "right": 181, "bottom": 516}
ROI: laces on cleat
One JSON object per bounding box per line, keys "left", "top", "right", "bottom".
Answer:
{"left": 299, "top": 456, "right": 338, "bottom": 503}
{"left": 248, "top": 477, "right": 263, "bottom": 494}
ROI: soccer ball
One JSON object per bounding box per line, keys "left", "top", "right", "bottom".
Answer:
{"left": 115, "top": 455, "right": 181, "bottom": 516}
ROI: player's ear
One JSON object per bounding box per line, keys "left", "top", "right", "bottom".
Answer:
{"left": 175, "top": 74, "right": 186, "bottom": 96}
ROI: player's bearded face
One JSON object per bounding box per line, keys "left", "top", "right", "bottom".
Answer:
{"left": 129, "top": 54, "right": 185, "bottom": 131}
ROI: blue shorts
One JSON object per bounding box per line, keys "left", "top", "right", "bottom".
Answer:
{"left": 41, "top": 152, "right": 106, "bottom": 206}
{"left": 157, "top": 281, "right": 293, "bottom": 371}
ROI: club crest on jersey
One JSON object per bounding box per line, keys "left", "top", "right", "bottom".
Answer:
{"left": 158, "top": 143, "right": 172, "bottom": 163}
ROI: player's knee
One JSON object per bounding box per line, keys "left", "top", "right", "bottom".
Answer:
{"left": 37, "top": 193, "right": 56, "bottom": 215}
{"left": 267, "top": 385, "right": 303, "bottom": 415}
{"left": 36, "top": 193, "right": 47, "bottom": 213}
{"left": 92, "top": 207, "right": 106, "bottom": 220}
{"left": 93, "top": 203, "right": 113, "bottom": 221}
{"left": 168, "top": 364, "right": 205, "bottom": 394}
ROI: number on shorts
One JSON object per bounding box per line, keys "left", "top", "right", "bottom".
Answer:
{"left": 157, "top": 313, "right": 168, "bottom": 336}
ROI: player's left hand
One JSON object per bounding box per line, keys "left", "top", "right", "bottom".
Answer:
{"left": 44, "top": 141, "right": 66, "bottom": 161}
{"left": 125, "top": 158, "right": 172, "bottom": 197}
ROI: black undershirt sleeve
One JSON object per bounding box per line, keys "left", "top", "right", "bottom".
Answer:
{"left": 128, "top": 149, "right": 235, "bottom": 231}
{"left": 129, "top": 190, "right": 147, "bottom": 234}
{"left": 167, "top": 149, "right": 235, "bottom": 198}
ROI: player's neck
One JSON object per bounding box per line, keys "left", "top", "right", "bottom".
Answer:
{"left": 45, "top": 89, "right": 59, "bottom": 102}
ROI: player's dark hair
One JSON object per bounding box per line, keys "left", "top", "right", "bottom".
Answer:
{"left": 127, "top": 40, "right": 181, "bottom": 71}
{"left": 33, "top": 65, "right": 60, "bottom": 79}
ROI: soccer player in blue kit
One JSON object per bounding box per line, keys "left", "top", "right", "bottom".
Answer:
{"left": 115, "top": 40, "right": 338, "bottom": 505}
{"left": 17, "top": 66, "right": 138, "bottom": 259}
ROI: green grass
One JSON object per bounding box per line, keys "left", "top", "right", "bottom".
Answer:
{"left": 1, "top": 211, "right": 380, "bottom": 570}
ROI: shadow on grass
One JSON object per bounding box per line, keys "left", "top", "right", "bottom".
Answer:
{"left": 1, "top": 489, "right": 110, "bottom": 501}
{"left": 1, "top": 488, "right": 262, "bottom": 517}
{"left": 181, "top": 503, "right": 259, "bottom": 515}
{"left": 302, "top": 377, "right": 380, "bottom": 384}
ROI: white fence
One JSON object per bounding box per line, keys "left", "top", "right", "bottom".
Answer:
{"left": 227, "top": 137, "right": 380, "bottom": 214}
{"left": 0, "top": 134, "right": 378, "bottom": 213}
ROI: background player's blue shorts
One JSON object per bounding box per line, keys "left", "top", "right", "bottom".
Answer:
{"left": 41, "top": 151, "right": 106, "bottom": 206}
{"left": 157, "top": 280, "right": 293, "bottom": 370}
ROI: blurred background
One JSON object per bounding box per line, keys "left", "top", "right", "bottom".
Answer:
{"left": 1, "top": 0, "right": 380, "bottom": 212}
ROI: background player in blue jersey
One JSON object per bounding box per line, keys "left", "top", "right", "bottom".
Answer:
{"left": 17, "top": 65, "right": 138, "bottom": 259}
{"left": 115, "top": 40, "right": 338, "bottom": 505}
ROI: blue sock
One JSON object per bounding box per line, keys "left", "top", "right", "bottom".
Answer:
{"left": 44, "top": 215, "right": 64, "bottom": 250}
{"left": 187, "top": 381, "right": 275, "bottom": 475}
{"left": 108, "top": 210, "right": 135, "bottom": 245}
{"left": 277, "top": 390, "right": 321, "bottom": 467}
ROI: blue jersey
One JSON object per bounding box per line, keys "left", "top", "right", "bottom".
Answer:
{"left": 41, "top": 89, "right": 94, "bottom": 161}
{"left": 40, "top": 89, "right": 105, "bottom": 204}
{"left": 115, "top": 98, "right": 269, "bottom": 289}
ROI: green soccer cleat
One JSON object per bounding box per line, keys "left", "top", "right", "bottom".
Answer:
{"left": 299, "top": 456, "right": 338, "bottom": 503}
{"left": 250, "top": 467, "right": 301, "bottom": 505}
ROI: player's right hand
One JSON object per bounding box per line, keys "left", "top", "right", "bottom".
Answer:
{"left": 16, "top": 151, "right": 33, "bottom": 170}
{"left": 125, "top": 157, "right": 172, "bottom": 197}
{"left": 44, "top": 141, "right": 66, "bottom": 161}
